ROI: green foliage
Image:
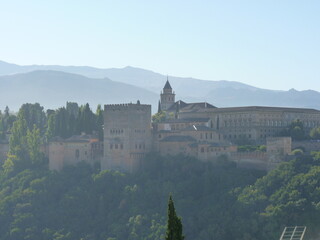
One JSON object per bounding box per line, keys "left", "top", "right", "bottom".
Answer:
{"left": 238, "top": 145, "right": 266, "bottom": 152}
{"left": 7, "top": 106, "right": 46, "bottom": 175}
{"left": 0, "top": 153, "right": 264, "bottom": 240}
{"left": 280, "top": 119, "right": 308, "bottom": 141}
{"left": 0, "top": 106, "right": 17, "bottom": 139}
{"left": 26, "top": 125, "right": 45, "bottom": 166}
{"left": 19, "top": 103, "right": 47, "bottom": 133}
{"left": 1, "top": 151, "right": 320, "bottom": 239}
{"left": 152, "top": 111, "right": 166, "bottom": 123}
{"left": 165, "top": 195, "right": 184, "bottom": 240}
{"left": 95, "top": 104, "right": 104, "bottom": 141}
{"left": 45, "top": 103, "right": 103, "bottom": 140}
{"left": 237, "top": 154, "right": 320, "bottom": 239}
{"left": 291, "top": 148, "right": 304, "bottom": 156}
{"left": 310, "top": 127, "right": 320, "bottom": 139}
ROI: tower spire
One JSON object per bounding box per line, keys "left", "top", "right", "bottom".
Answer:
{"left": 160, "top": 76, "right": 175, "bottom": 111}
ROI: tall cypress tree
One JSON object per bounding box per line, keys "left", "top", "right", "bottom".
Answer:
{"left": 165, "top": 195, "right": 185, "bottom": 240}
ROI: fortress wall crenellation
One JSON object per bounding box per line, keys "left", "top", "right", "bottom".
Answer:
{"left": 104, "top": 103, "right": 151, "bottom": 112}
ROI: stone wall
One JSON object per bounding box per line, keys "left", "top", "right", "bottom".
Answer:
{"left": 49, "top": 136, "right": 102, "bottom": 171}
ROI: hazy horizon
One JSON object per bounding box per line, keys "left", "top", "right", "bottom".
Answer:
{"left": 1, "top": 1, "right": 319, "bottom": 92}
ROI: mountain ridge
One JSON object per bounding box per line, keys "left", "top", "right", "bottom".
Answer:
{"left": 0, "top": 70, "right": 158, "bottom": 111}
{"left": 1, "top": 60, "right": 320, "bottom": 110}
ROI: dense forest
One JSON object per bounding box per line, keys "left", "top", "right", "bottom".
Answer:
{"left": 0, "top": 103, "right": 320, "bottom": 240}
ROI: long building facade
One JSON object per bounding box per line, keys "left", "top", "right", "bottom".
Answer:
{"left": 178, "top": 106, "right": 320, "bottom": 142}
{"left": 100, "top": 80, "right": 320, "bottom": 172}
{"left": 49, "top": 80, "right": 320, "bottom": 173}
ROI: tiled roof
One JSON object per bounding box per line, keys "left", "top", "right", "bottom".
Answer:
{"left": 178, "top": 102, "right": 217, "bottom": 112}
{"left": 167, "top": 101, "right": 216, "bottom": 112}
{"left": 167, "top": 100, "right": 188, "bottom": 111}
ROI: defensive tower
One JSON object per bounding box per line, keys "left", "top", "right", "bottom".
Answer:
{"left": 102, "top": 103, "right": 152, "bottom": 172}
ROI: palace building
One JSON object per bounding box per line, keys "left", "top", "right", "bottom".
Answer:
{"left": 49, "top": 79, "right": 320, "bottom": 172}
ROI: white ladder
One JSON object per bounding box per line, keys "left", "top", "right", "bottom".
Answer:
{"left": 279, "top": 226, "right": 306, "bottom": 240}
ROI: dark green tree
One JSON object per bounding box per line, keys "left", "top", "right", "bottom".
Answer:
{"left": 95, "top": 104, "right": 104, "bottom": 141}
{"left": 1, "top": 106, "right": 17, "bottom": 134}
{"left": 77, "top": 103, "right": 95, "bottom": 134}
{"left": 280, "top": 119, "right": 307, "bottom": 141}
{"left": 45, "top": 113, "right": 56, "bottom": 141}
{"left": 165, "top": 195, "right": 184, "bottom": 240}
{"left": 19, "top": 103, "right": 46, "bottom": 133}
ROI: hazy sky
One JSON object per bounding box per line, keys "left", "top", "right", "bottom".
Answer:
{"left": 1, "top": 1, "right": 319, "bottom": 91}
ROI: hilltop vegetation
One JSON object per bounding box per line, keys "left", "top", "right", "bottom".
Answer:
{"left": 1, "top": 103, "right": 320, "bottom": 239}
{"left": 1, "top": 152, "right": 320, "bottom": 239}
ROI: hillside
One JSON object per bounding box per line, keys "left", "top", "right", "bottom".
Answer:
{"left": 1, "top": 60, "right": 320, "bottom": 109}
{"left": 1, "top": 153, "right": 320, "bottom": 240}
{"left": 0, "top": 70, "right": 158, "bottom": 111}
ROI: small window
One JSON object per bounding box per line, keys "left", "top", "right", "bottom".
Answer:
{"left": 75, "top": 149, "right": 80, "bottom": 159}
{"left": 115, "top": 144, "right": 118, "bottom": 149}
{"left": 110, "top": 144, "right": 113, "bottom": 149}
{"left": 120, "top": 144, "right": 123, "bottom": 150}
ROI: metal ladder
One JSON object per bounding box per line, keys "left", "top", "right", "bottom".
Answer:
{"left": 279, "top": 226, "right": 306, "bottom": 240}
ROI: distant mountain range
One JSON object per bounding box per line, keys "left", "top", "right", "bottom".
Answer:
{"left": 0, "top": 70, "right": 158, "bottom": 111}
{"left": 1, "top": 60, "right": 320, "bottom": 111}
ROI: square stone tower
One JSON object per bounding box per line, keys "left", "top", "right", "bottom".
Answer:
{"left": 160, "top": 79, "right": 175, "bottom": 111}
{"left": 102, "top": 103, "right": 152, "bottom": 173}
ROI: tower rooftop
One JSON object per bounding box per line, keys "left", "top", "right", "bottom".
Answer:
{"left": 163, "top": 80, "right": 172, "bottom": 90}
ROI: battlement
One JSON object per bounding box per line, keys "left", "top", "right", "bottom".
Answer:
{"left": 104, "top": 103, "right": 151, "bottom": 112}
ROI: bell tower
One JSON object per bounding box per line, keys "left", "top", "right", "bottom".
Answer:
{"left": 160, "top": 77, "right": 175, "bottom": 112}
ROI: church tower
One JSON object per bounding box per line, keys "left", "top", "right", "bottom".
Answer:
{"left": 160, "top": 78, "right": 175, "bottom": 112}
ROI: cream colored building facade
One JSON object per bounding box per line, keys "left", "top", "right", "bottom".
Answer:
{"left": 178, "top": 106, "right": 320, "bottom": 142}
{"left": 49, "top": 134, "right": 102, "bottom": 171}
{"left": 49, "top": 80, "right": 320, "bottom": 173}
